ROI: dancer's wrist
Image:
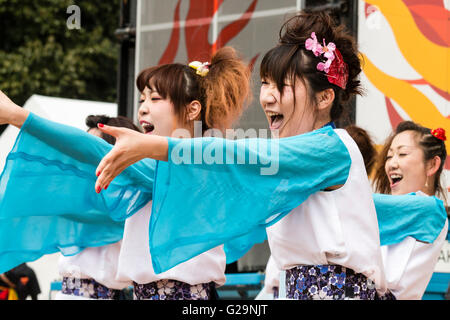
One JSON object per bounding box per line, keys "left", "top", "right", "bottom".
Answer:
{"left": 144, "top": 135, "right": 169, "bottom": 161}
{"left": 10, "top": 106, "right": 29, "bottom": 128}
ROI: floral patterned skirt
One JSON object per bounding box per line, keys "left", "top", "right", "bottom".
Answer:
{"left": 133, "top": 279, "right": 217, "bottom": 300}
{"left": 61, "top": 277, "right": 121, "bottom": 300}
{"left": 285, "top": 265, "right": 380, "bottom": 300}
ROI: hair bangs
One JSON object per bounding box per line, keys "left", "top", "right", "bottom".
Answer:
{"left": 260, "top": 45, "right": 318, "bottom": 98}
{"left": 136, "top": 64, "right": 186, "bottom": 102}
{"left": 260, "top": 46, "right": 298, "bottom": 92}
{"left": 136, "top": 67, "right": 156, "bottom": 93}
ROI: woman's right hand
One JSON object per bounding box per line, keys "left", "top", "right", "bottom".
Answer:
{"left": 0, "top": 89, "right": 29, "bottom": 128}
{"left": 94, "top": 124, "right": 169, "bottom": 193}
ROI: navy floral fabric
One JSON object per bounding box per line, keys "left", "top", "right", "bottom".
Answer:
{"left": 285, "top": 265, "right": 380, "bottom": 300}
{"left": 61, "top": 277, "right": 121, "bottom": 300}
{"left": 133, "top": 280, "right": 215, "bottom": 300}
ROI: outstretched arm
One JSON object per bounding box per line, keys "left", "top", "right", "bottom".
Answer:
{"left": 0, "top": 90, "right": 29, "bottom": 128}
{"left": 95, "top": 124, "right": 168, "bottom": 192}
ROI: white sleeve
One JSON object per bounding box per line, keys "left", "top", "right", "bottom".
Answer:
{"left": 381, "top": 219, "right": 448, "bottom": 300}
{"left": 263, "top": 256, "right": 281, "bottom": 294}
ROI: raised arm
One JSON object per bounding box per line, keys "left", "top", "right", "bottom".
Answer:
{"left": 145, "top": 127, "right": 352, "bottom": 273}
{"left": 0, "top": 90, "right": 29, "bottom": 128}
{"left": 0, "top": 111, "right": 157, "bottom": 273}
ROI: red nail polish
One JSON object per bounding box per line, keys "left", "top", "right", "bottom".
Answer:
{"left": 96, "top": 186, "right": 101, "bottom": 194}
{"left": 105, "top": 184, "right": 109, "bottom": 190}
{"left": 96, "top": 171, "right": 101, "bottom": 177}
{"left": 98, "top": 123, "right": 104, "bottom": 128}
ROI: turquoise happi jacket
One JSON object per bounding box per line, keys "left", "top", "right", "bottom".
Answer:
{"left": 149, "top": 133, "right": 447, "bottom": 273}
{"left": 0, "top": 113, "right": 155, "bottom": 273}
{"left": 0, "top": 113, "right": 446, "bottom": 274}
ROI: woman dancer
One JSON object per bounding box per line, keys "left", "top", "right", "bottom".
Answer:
{"left": 116, "top": 47, "right": 252, "bottom": 300}
{"left": 0, "top": 46, "right": 252, "bottom": 300}
{"left": 56, "top": 115, "right": 141, "bottom": 300}
{"left": 373, "top": 121, "right": 449, "bottom": 299}
{"left": 258, "top": 123, "right": 447, "bottom": 300}
{"left": 94, "top": 11, "right": 389, "bottom": 300}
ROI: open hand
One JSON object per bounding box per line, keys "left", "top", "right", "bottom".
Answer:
{"left": 94, "top": 123, "right": 152, "bottom": 193}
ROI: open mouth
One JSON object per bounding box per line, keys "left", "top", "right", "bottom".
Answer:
{"left": 266, "top": 111, "right": 284, "bottom": 130}
{"left": 389, "top": 174, "right": 403, "bottom": 187}
{"left": 140, "top": 121, "right": 155, "bottom": 134}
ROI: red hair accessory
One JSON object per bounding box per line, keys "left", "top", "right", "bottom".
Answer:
{"left": 431, "top": 128, "right": 446, "bottom": 141}
{"left": 305, "top": 32, "right": 349, "bottom": 90}
{"left": 326, "top": 49, "right": 349, "bottom": 90}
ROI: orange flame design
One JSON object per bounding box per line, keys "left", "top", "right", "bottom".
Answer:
{"left": 364, "top": 0, "right": 448, "bottom": 93}
{"left": 158, "top": 0, "right": 259, "bottom": 65}
{"left": 362, "top": 0, "right": 449, "bottom": 168}
{"left": 403, "top": 0, "right": 450, "bottom": 47}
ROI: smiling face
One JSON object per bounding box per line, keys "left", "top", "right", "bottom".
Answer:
{"left": 385, "top": 130, "right": 429, "bottom": 195}
{"left": 259, "top": 77, "right": 317, "bottom": 138}
{"left": 138, "top": 86, "right": 185, "bottom": 137}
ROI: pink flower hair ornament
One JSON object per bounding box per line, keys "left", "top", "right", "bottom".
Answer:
{"left": 305, "top": 32, "right": 348, "bottom": 90}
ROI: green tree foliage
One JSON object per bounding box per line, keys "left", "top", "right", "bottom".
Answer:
{"left": 0, "top": 0, "right": 120, "bottom": 106}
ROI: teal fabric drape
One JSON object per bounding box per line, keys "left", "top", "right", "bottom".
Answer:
{"left": 223, "top": 193, "right": 448, "bottom": 264}
{"left": 149, "top": 127, "right": 352, "bottom": 273}
{"left": 1, "top": 115, "right": 445, "bottom": 276}
{"left": 374, "top": 193, "right": 447, "bottom": 246}
{"left": 0, "top": 113, "right": 155, "bottom": 273}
